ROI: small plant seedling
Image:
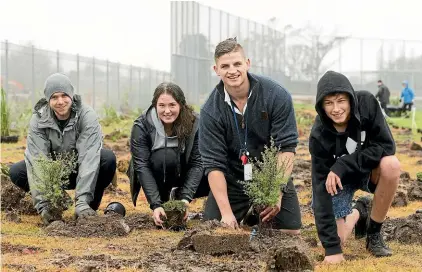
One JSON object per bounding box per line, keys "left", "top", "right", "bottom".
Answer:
{"left": 32, "top": 151, "right": 78, "bottom": 218}
{"left": 238, "top": 138, "right": 292, "bottom": 230}
{"left": 162, "top": 200, "right": 187, "bottom": 230}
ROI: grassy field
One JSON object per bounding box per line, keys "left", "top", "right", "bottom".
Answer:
{"left": 1, "top": 103, "right": 422, "bottom": 271}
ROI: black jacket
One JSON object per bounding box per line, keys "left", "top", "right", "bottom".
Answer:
{"left": 128, "top": 106, "right": 203, "bottom": 210}
{"left": 375, "top": 84, "right": 390, "bottom": 104}
{"left": 309, "top": 71, "right": 395, "bottom": 256}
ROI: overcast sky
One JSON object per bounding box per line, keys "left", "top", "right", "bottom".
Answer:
{"left": 1, "top": 0, "right": 421, "bottom": 72}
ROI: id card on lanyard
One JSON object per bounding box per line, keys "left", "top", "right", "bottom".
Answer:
{"left": 231, "top": 102, "right": 252, "bottom": 181}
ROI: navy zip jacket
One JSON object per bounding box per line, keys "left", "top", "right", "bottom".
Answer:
{"left": 309, "top": 71, "right": 396, "bottom": 256}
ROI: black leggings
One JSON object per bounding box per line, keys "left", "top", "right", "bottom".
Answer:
{"left": 9, "top": 149, "right": 116, "bottom": 210}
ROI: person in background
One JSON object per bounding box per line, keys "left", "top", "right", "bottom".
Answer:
{"left": 375, "top": 80, "right": 390, "bottom": 116}
{"left": 400, "top": 80, "right": 414, "bottom": 117}
{"left": 128, "top": 82, "right": 209, "bottom": 227}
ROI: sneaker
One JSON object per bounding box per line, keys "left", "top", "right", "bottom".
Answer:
{"left": 366, "top": 232, "right": 392, "bottom": 257}
{"left": 354, "top": 195, "right": 372, "bottom": 239}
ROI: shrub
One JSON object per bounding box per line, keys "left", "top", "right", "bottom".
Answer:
{"left": 417, "top": 172, "right": 422, "bottom": 182}
{"left": 32, "top": 151, "right": 77, "bottom": 211}
{"left": 239, "top": 138, "right": 291, "bottom": 208}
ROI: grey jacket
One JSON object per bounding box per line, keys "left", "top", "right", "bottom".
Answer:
{"left": 24, "top": 94, "right": 102, "bottom": 213}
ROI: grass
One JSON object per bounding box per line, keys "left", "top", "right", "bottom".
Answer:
{"left": 1, "top": 102, "right": 422, "bottom": 271}
{"left": 387, "top": 108, "right": 422, "bottom": 130}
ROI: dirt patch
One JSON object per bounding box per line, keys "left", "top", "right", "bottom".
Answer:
{"left": 1, "top": 175, "right": 37, "bottom": 215}
{"left": 117, "top": 159, "right": 129, "bottom": 173}
{"left": 4, "top": 264, "right": 37, "bottom": 272}
{"left": 104, "top": 183, "right": 128, "bottom": 196}
{"left": 4, "top": 209, "right": 22, "bottom": 223}
{"left": 44, "top": 214, "right": 130, "bottom": 238}
{"left": 392, "top": 186, "right": 409, "bottom": 207}
{"left": 383, "top": 213, "right": 422, "bottom": 244}
{"left": 192, "top": 231, "right": 250, "bottom": 255}
{"left": 291, "top": 159, "right": 312, "bottom": 186}
{"left": 407, "top": 181, "right": 422, "bottom": 201}
{"left": 416, "top": 160, "right": 422, "bottom": 165}
{"left": 410, "top": 142, "right": 422, "bottom": 151}
{"left": 124, "top": 213, "right": 155, "bottom": 230}
{"left": 1, "top": 242, "right": 44, "bottom": 254}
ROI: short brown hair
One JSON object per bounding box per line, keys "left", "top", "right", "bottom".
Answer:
{"left": 214, "top": 37, "right": 244, "bottom": 61}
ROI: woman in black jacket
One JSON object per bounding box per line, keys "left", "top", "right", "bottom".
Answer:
{"left": 129, "top": 82, "right": 209, "bottom": 226}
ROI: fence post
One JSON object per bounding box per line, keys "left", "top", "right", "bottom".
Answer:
{"left": 92, "top": 57, "right": 95, "bottom": 110}
{"left": 106, "top": 60, "right": 109, "bottom": 106}
{"left": 57, "top": 50, "right": 60, "bottom": 72}
{"left": 4, "top": 40, "right": 9, "bottom": 99}
{"left": 76, "top": 54, "right": 79, "bottom": 94}
{"left": 32, "top": 45, "right": 36, "bottom": 104}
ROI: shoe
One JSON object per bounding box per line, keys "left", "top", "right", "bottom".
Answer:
{"left": 354, "top": 196, "right": 372, "bottom": 239}
{"left": 366, "top": 232, "right": 392, "bottom": 257}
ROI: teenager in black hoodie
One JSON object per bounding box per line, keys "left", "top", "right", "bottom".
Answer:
{"left": 310, "top": 71, "right": 400, "bottom": 264}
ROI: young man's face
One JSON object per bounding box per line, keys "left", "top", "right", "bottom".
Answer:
{"left": 213, "top": 50, "right": 250, "bottom": 89}
{"left": 49, "top": 92, "right": 72, "bottom": 120}
{"left": 377, "top": 82, "right": 382, "bottom": 86}
{"left": 322, "top": 93, "right": 351, "bottom": 127}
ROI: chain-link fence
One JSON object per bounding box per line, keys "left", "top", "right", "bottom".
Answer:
{"left": 171, "top": 1, "right": 421, "bottom": 106}
{"left": 0, "top": 41, "right": 172, "bottom": 116}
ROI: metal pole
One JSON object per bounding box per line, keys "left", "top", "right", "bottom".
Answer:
{"left": 92, "top": 57, "right": 96, "bottom": 110}
{"left": 76, "top": 54, "right": 79, "bottom": 94}
{"left": 338, "top": 38, "right": 342, "bottom": 73}
{"left": 32, "top": 45, "right": 35, "bottom": 104}
{"left": 56, "top": 50, "right": 60, "bottom": 72}
{"left": 106, "top": 60, "right": 109, "bottom": 106}
{"left": 4, "top": 40, "right": 9, "bottom": 99}
{"left": 220, "top": 10, "right": 223, "bottom": 41}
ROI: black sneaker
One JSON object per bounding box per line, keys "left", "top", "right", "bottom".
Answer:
{"left": 366, "top": 232, "right": 392, "bottom": 257}
{"left": 354, "top": 195, "right": 372, "bottom": 239}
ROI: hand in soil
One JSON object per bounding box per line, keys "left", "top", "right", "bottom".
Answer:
{"left": 323, "top": 253, "right": 345, "bottom": 264}
{"left": 153, "top": 207, "right": 166, "bottom": 226}
{"left": 326, "top": 171, "right": 343, "bottom": 196}
{"left": 221, "top": 213, "right": 239, "bottom": 229}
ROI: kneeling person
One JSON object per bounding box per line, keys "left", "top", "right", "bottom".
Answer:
{"left": 9, "top": 73, "right": 116, "bottom": 225}
{"left": 310, "top": 71, "right": 400, "bottom": 263}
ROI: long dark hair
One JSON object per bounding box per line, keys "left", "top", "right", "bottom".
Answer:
{"left": 152, "top": 82, "right": 195, "bottom": 148}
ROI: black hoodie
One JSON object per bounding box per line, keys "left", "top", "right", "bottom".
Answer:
{"left": 309, "top": 71, "right": 396, "bottom": 256}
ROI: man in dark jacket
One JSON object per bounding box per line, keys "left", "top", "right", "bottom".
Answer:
{"left": 199, "top": 37, "right": 301, "bottom": 233}
{"left": 310, "top": 71, "right": 400, "bottom": 264}
{"left": 9, "top": 73, "right": 116, "bottom": 225}
{"left": 375, "top": 80, "right": 390, "bottom": 115}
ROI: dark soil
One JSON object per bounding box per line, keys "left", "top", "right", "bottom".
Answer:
{"left": 410, "top": 142, "right": 422, "bottom": 151}
{"left": 3, "top": 264, "right": 36, "bottom": 272}
{"left": 291, "top": 159, "right": 312, "bottom": 186}
{"left": 383, "top": 213, "right": 422, "bottom": 244}
{"left": 44, "top": 214, "right": 130, "bottom": 237}
{"left": 163, "top": 210, "right": 186, "bottom": 230}
{"left": 392, "top": 187, "right": 409, "bottom": 207}
{"left": 1, "top": 175, "right": 37, "bottom": 215}
{"left": 407, "top": 181, "right": 422, "bottom": 201}
{"left": 192, "top": 232, "right": 250, "bottom": 255}
{"left": 117, "top": 159, "right": 129, "bottom": 173}
{"left": 1, "top": 135, "right": 19, "bottom": 143}
{"left": 104, "top": 183, "right": 128, "bottom": 196}
{"left": 1, "top": 242, "right": 44, "bottom": 254}
{"left": 124, "top": 213, "right": 155, "bottom": 230}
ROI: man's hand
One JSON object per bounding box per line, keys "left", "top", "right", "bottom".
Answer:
{"left": 221, "top": 213, "right": 239, "bottom": 229}
{"left": 153, "top": 207, "right": 166, "bottom": 227}
{"left": 260, "top": 193, "right": 282, "bottom": 222}
{"left": 182, "top": 199, "right": 189, "bottom": 221}
{"left": 326, "top": 171, "right": 343, "bottom": 196}
{"left": 323, "top": 253, "right": 345, "bottom": 264}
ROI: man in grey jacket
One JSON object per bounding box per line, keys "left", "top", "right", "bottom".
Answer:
{"left": 9, "top": 73, "right": 116, "bottom": 225}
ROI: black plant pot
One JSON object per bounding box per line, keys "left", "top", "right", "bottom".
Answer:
{"left": 1, "top": 135, "right": 19, "bottom": 143}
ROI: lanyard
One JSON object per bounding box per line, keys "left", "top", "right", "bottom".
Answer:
{"left": 231, "top": 102, "right": 248, "bottom": 158}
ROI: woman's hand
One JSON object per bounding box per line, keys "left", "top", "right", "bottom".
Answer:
{"left": 153, "top": 207, "right": 166, "bottom": 226}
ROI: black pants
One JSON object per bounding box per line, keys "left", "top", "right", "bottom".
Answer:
{"left": 403, "top": 102, "right": 413, "bottom": 112}
{"left": 204, "top": 177, "right": 302, "bottom": 230}
{"left": 9, "top": 149, "right": 116, "bottom": 210}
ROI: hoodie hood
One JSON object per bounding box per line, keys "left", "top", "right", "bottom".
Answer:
{"left": 316, "top": 71, "right": 360, "bottom": 133}
{"left": 402, "top": 80, "right": 408, "bottom": 88}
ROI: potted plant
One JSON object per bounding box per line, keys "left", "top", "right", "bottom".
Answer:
{"left": 0, "top": 88, "right": 19, "bottom": 143}
{"left": 239, "top": 138, "right": 291, "bottom": 232}
{"left": 162, "top": 200, "right": 187, "bottom": 230}
{"left": 32, "top": 151, "right": 77, "bottom": 222}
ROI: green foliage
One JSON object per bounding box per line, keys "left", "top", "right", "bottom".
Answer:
{"left": 101, "top": 105, "right": 120, "bottom": 126}
{"left": 417, "top": 172, "right": 422, "bottom": 182}
{"left": 1, "top": 88, "right": 11, "bottom": 137}
{"left": 32, "top": 151, "right": 77, "bottom": 211}
{"left": 1, "top": 163, "right": 10, "bottom": 177}
{"left": 390, "top": 96, "right": 400, "bottom": 106}
{"left": 162, "top": 200, "right": 187, "bottom": 212}
{"left": 15, "top": 102, "right": 33, "bottom": 136}
{"left": 239, "top": 138, "right": 291, "bottom": 207}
